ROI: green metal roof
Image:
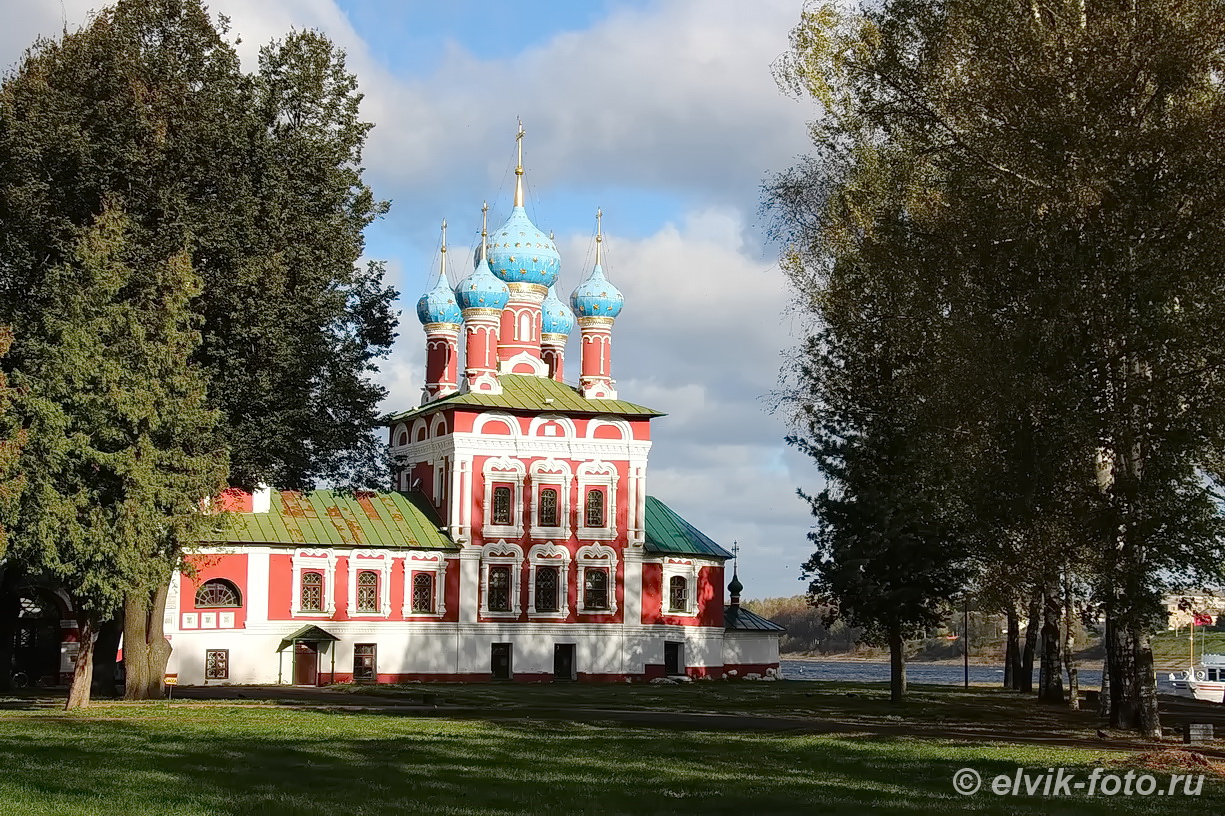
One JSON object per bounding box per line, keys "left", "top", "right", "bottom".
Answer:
{"left": 277, "top": 625, "right": 340, "bottom": 651}
{"left": 724, "top": 606, "right": 786, "bottom": 632}
{"left": 215, "top": 490, "right": 457, "bottom": 550}
{"left": 387, "top": 374, "right": 664, "bottom": 422}
{"left": 644, "top": 496, "right": 733, "bottom": 559}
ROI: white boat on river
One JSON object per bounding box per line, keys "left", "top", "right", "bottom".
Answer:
{"left": 1169, "top": 653, "right": 1225, "bottom": 703}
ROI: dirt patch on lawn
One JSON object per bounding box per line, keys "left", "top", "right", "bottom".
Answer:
{"left": 1111, "top": 748, "right": 1225, "bottom": 777}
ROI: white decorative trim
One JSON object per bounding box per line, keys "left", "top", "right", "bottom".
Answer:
{"left": 292, "top": 549, "right": 337, "bottom": 616}
{"left": 479, "top": 540, "right": 524, "bottom": 619}
{"left": 527, "top": 542, "right": 571, "bottom": 619}
{"left": 498, "top": 351, "right": 549, "bottom": 377}
{"left": 346, "top": 550, "right": 392, "bottom": 617}
{"left": 663, "top": 558, "right": 699, "bottom": 617}
{"left": 577, "top": 543, "right": 618, "bottom": 615}
{"left": 577, "top": 460, "right": 619, "bottom": 541}
{"left": 463, "top": 372, "right": 502, "bottom": 394}
{"left": 472, "top": 412, "right": 521, "bottom": 438}
{"left": 529, "top": 458, "right": 572, "bottom": 540}
{"left": 585, "top": 417, "right": 631, "bottom": 440}
{"left": 527, "top": 414, "right": 577, "bottom": 439}
{"left": 482, "top": 456, "right": 526, "bottom": 539}
{"left": 402, "top": 551, "right": 448, "bottom": 618}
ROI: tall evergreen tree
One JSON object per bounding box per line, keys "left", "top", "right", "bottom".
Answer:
{"left": 9, "top": 206, "right": 227, "bottom": 709}
{"left": 0, "top": 0, "right": 396, "bottom": 697}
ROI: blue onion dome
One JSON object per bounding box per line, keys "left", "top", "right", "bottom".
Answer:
{"left": 416, "top": 273, "right": 462, "bottom": 325}
{"left": 487, "top": 206, "right": 561, "bottom": 287}
{"left": 540, "top": 285, "right": 574, "bottom": 336}
{"left": 570, "top": 264, "right": 623, "bottom": 319}
{"left": 455, "top": 253, "right": 510, "bottom": 311}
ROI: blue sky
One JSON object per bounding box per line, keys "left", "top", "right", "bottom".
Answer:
{"left": 1, "top": 0, "right": 821, "bottom": 600}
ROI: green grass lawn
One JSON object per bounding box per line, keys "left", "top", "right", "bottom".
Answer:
{"left": 0, "top": 692, "right": 1220, "bottom": 815}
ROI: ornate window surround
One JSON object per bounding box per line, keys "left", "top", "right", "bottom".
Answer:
{"left": 576, "top": 460, "right": 618, "bottom": 541}
{"left": 195, "top": 579, "right": 242, "bottom": 609}
{"left": 402, "top": 551, "right": 448, "bottom": 618}
{"left": 577, "top": 543, "right": 618, "bottom": 615}
{"left": 662, "top": 558, "right": 699, "bottom": 617}
{"left": 346, "top": 550, "right": 392, "bottom": 617}
{"left": 529, "top": 458, "right": 572, "bottom": 540}
{"left": 479, "top": 540, "right": 524, "bottom": 619}
{"left": 527, "top": 543, "right": 570, "bottom": 619}
{"left": 482, "top": 457, "right": 526, "bottom": 539}
{"left": 292, "top": 550, "right": 337, "bottom": 616}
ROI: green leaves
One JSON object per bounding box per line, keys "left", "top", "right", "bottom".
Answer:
{"left": 9, "top": 206, "right": 228, "bottom": 619}
{"left": 0, "top": 0, "right": 397, "bottom": 492}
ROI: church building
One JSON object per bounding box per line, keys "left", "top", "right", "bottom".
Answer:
{"left": 159, "top": 129, "right": 783, "bottom": 686}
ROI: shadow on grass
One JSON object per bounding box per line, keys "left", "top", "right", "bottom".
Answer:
{"left": 0, "top": 706, "right": 1218, "bottom": 816}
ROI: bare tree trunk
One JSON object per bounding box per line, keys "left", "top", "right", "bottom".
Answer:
{"left": 1039, "top": 583, "right": 1064, "bottom": 703}
{"left": 0, "top": 565, "right": 20, "bottom": 694}
{"left": 1062, "top": 577, "right": 1079, "bottom": 710}
{"left": 889, "top": 624, "right": 907, "bottom": 703}
{"left": 65, "top": 615, "right": 96, "bottom": 710}
{"left": 1099, "top": 625, "right": 1112, "bottom": 718}
{"left": 1020, "top": 594, "right": 1040, "bottom": 693}
{"left": 1108, "top": 614, "right": 1140, "bottom": 730}
{"left": 1134, "top": 626, "right": 1161, "bottom": 739}
{"left": 123, "top": 584, "right": 171, "bottom": 700}
{"left": 1004, "top": 602, "right": 1021, "bottom": 689}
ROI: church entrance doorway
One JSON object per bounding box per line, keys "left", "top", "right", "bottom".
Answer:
{"left": 294, "top": 642, "right": 319, "bottom": 686}
{"left": 664, "top": 641, "right": 683, "bottom": 676}
{"left": 12, "top": 589, "right": 63, "bottom": 687}
{"left": 553, "top": 643, "right": 575, "bottom": 681}
{"left": 490, "top": 643, "right": 512, "bottom": 680}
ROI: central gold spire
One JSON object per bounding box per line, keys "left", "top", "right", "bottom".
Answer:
{"left": 480, "top": 201, "right": 489, "bottom": 262}
{"left": 595, "top": 207, "right": 603, "bottom": 267}
{"left": 514, "top": 118, "right": 525, "bottom": 208}
{"left": 439, "top": 219, "right": 447, "bottom": 279}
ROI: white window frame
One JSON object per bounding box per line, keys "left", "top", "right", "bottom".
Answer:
{"left": 577, "top": 460, "right": 618, "bottom": 541}
{"left": 482, "top": 457, "right": 526, "bottom": 539}
{"left": 402, "top": 552, "right": 448, "bottom": 618}
{"left": 292, "top": 550, "right": 337, "bottom": 616}
{"left": 527, "top": 543, "right": 570, "bottom": 619}
{"left": 346, "top": 550, "right": 392, "bottom": 617}
{"left": 480, "top": 540, "right": 524, "bottom": 619}
{"left": 577, "top": 543, "right": 618, "bottom": 615}
{"left": 529, "top": 458, "right": 572, "bottom": 540}
{"left": 663, "top": 559, "right": 699, "bottom": 617}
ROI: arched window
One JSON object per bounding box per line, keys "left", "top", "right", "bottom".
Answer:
{"left": 411, "top": 573, "right": 434, "bottom": 613}
{"left": 356, "top": 571, "right": 379, "bottom": 613}
{"left": 584, "top": 569, "right": 609, "bottom": 610}
{"left": 585, "top": 489, "right": 605, "bottom": 528}
{"left": 397, "top": 431, "right": 408, "bottom": 446}
{"left": 195, "top": 579, "right": 242, "bottom": 609}
{"left": 488, "top": 566, "right": 512, "bottom": 612}
{"left": 539, "top": 488, "right": 559, "bottom": 527}
{"left": 301, "top": 572, "right": 323, "bottom": 612}
{"left": 492, "top": 485, "right": 512, "bottom": 525}
{"left": 668, "top": 575, "right": 688, "bottom": 613}
{"left": 535, "top": 566, "right": 560, "bottom": 613}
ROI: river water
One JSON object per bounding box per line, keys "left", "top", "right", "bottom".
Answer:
{"left": 780, "top": 659, "right": 1115, "bottom": 690}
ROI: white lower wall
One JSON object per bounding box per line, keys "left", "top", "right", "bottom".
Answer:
{"left": 166, "top": 623, "right": 763, "bottom": 684}
{"left": 721, "top": 631, "right": 781, "bottom": 667}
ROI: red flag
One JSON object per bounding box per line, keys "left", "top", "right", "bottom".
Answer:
{"left": 1194, "top": 613, "right": 1214, "bottom": 627}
